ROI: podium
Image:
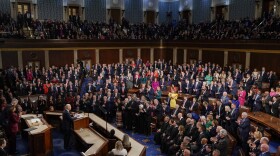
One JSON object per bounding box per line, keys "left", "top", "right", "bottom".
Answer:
{"left": 21, "top": 114, "right": 53, "bottom": 156}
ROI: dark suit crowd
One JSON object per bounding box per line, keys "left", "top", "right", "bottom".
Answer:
{"left": 2, "top": 10, "right": 280, "bottom": 40}
{"left": 0, "top": 58, "right": 280, "bottom": 155}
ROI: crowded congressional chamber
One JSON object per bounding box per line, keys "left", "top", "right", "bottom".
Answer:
{"left": 1, "top": 0, "right": 280, "bottom": 156}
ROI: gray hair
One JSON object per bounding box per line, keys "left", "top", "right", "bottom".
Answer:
{"left": 219, "top": 129, "right": 228, "bottom": 136}
{"left": 260, "top": 137, "right": 269, "bottom": 143}
{"left": 242, "top": 112, "right": 248, "bottom": 118}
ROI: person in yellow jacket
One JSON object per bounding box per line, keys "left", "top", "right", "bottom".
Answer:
{"left": 168, "top": 89, "right": 178, "bottom": 110}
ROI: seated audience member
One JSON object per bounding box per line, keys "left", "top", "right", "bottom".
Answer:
{"left": 111, "top": 141, "right": 127, "bottom": 156}
{"left": 275, "top": 146, "right": 280, "bottom": 156}
{"left": 248, "top": 130, "right": 262, "bottom": 155}
{"left": 183, "top": 148, "right": 191, "bottom": 156}
{"left": 176, "top": 142, "right": 190, "bottom": 156}
{"left": 259, "top": 144, "right": 270, "bottom": 156}
{"left": 166, "top": 125, "right": 185, "bottom": 155}
{"left": 107, "top": 151, "right": 114, "bottom": 156}
{"left": 253, "top": 137, "right": 270, "bottom": 156}
{"left": 0, "top": 138, "right": 8, "bottom": 156}
{"left": 122, "top": 134, "right": 131, "bottom": 149}
{"left": 109, "top": 129, "right": 115, "bottom": 139}
{"left": 212, "top": 149, "right": 221, "bottom": 156}
{"left": 154, "top": 116, "right": 170, "bottom": 145}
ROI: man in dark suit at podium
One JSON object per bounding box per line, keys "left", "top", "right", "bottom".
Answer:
{"left": 62, "top": 104, "right": 77, "bottom": 150}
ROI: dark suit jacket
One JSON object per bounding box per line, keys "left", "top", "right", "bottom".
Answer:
{"left": 213, "top": 137, "right": 228, "bottom": 156}
{"left": 238, "top": 118, "right": 251, "bottom": 141}
{"left": 230, "top": 108, "right": 239, "bottom": 130}
{"left": 253, "top": 94, "right": 262, "bottom": 111}
{"left": 0, "top": 148, "right": 8, "bottom": 156}
{"left": 259, "top": 152, "right": 271, "bottom": 156}
{"left": 62, "top": 110, "right": 76, "bottom": 132}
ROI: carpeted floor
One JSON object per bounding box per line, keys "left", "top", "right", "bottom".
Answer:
{"left": 16, "top": 127, "right": 166, "bottom": 156}
{"left": 16, "top": 127, "right": 280, "bottom": 156}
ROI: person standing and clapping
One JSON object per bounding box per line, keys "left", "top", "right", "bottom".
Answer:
{"left": 62, "top": 104, "right": 77, "bottom": 150}
{"left": 168, "top": 88, "right": 178, "bottom": 111}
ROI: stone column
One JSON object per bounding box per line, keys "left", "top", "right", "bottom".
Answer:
{"left": 18, "top": 50, "right": 23, "bottom": 69}
{"left": 0, "top": 50, "right": 2, "bottom": 69}
{"left": 184, "top": 49, "right": 187, "bottom": 63}
{"left": 137, "top": 48, "right": 141, "bottom": 58}
{"left": 173, "top": 48, "right": 177, "bottom": 65}
{"left": 119, "top": 49, "right": 123, "bottom": 63}
{"left": 44, "top": 50, "right": 49, "bottom": 69}
{"left": 198, "top": 49, "right": 202, "bottom": 61}
{"left": 74, "top": 49, "right": 78, "bottom": 65}
{"left": 245, "top": 52, "right": 251, "bottom": 69}
{"left": 95, "top": 49, "right": 99, "bottom": 64}
{"left": 224, "top": 50, "right": 228, "bottom": 67}
{"left": 150, "top": 48, "right": 154, "bottom": 63}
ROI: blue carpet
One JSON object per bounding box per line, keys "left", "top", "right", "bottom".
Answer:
{"left": 52, "top": 129, "right": 80, "bottom": 156}
{"left": 16, "top": 135, "right": 28, "bottom": 155}
{"left": 17, "top": 128, "right": 164, "bottom": 156}
{"left": 16, "top": 129, "right": 80, "bottom": 156}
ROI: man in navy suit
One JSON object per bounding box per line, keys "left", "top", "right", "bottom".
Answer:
{"left": 253, "top": 90, "right": 262, "bottom": 112}
{"left": 259, "top": 144, "right": 270, "bottom": 156}
{"left": 62, "top": 104, "right": 77, "bottom": 150}
{"left": 238, "top": 112, "right": 251, "bottom": 154}
{"left": 227, "top": 101, "right": 239, "bottom": 135}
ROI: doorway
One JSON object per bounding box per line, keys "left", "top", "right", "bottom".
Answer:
{"left": 146, "top": 10, "right": 156, "bottom": 24}
{"left": 68, "top": 6, "right": 80, "bottom": 22}
{"left": 17, "top": 3, "right": 30, "bottom": 15}
{"left": 182, "top": 10, "right": 191, "bottom": 24}
{"left": 27, "top": 61, "right": 40, "bottom": 69}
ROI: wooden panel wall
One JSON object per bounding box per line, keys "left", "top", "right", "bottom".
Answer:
{"left": 250, "top": 53, "right": 280, "bottom": 74}
{"left": 187, "top": 49, "right": 199, "bottom": 64}
{"left": 154, "top": 48, "right": 173, "bottom": 63}
{"left": 22, "top": 51, "right": 45, "bottom": 68}
{"left": 49, "top": 50, "right": 74, "bottom": 67}
{"left": 78, "top": 50, "right": 96, "bottom": 64}
{"left": 164, "top": 48, "right": 173, "bottom": 64}
{"left": 2, "top": 51, "right": 18, "bottom": 68}
{"left": 202, "top": 50, "right": 224, "bottom": 67}
{"left": 99, "top": 49, "right": 119, "bottom": 64}
{"left": 140, "top": 48, "right": 150, "bottom": 63}
{"left": 177, "top": 49, "right": 185, "bottom": 65}
{"left": 228, "top": 51, "right": 246, "bottom": 69}
{"left": 123, "top": 49, "right": 137, "bottom": 61}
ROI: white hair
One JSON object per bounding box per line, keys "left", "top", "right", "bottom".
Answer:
{"left": 219, "top": 129, "right": 228, "bottom": 136}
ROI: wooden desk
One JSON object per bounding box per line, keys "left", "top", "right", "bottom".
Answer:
{"left": 21, "top": 114, "right": 52, "bottom": 156}
{"left": 128, "top": 88, "right": 139, "bottom": 94}
{"left": 247, "top": 111, "right": 280, "bottom": 134}
{"left": 44, "top": 114, "right": 108, "bottom": 156}
{"left": 75, "top": 127, "right": 108, "bottom": 156}
{"left": 89, "top": 113, "right": 146, "bottom": 156}
{"left": 42, "top": 112, "right": 145, "bottom": 156}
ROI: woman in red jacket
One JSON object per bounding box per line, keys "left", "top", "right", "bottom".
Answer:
{"left": 8, "top": 105, "right": 21, "bottom": 155}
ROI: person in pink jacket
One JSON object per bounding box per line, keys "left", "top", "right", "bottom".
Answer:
{"left": 238, "top": 86, "right": 246, "bottom": 107}
{"left": 152, "top": 78, "right": 159, "bottom": 92}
